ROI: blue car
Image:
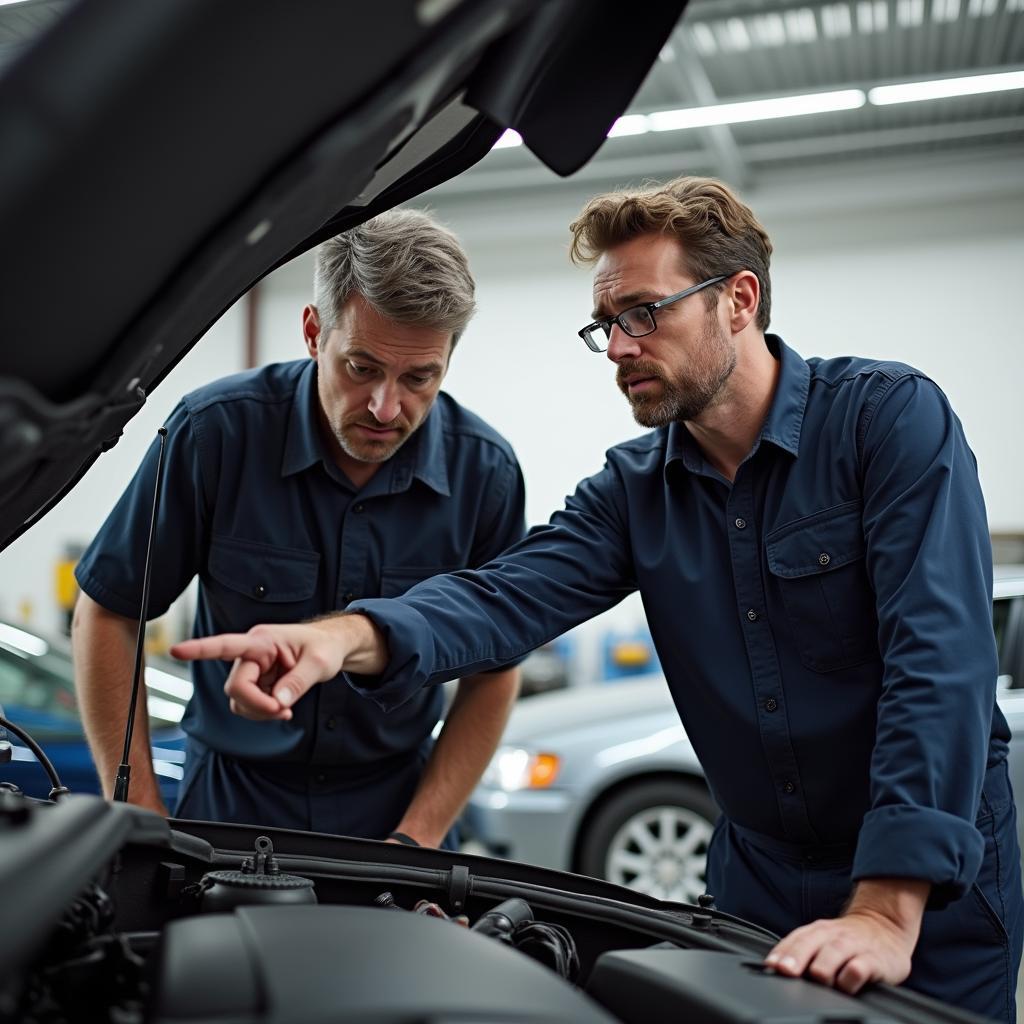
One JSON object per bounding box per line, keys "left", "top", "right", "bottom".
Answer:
{"left": 0, "top": 620, "right": 187, "bottom": 805}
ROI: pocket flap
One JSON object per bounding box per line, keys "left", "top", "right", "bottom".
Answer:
{"left": 208, "top": 535, "right": 319, "bottom": 602}
{"left": 766, "top": 502, "right": 864, "bottom": 579}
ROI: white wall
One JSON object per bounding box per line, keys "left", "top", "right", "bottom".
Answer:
{"left": 3, "top": 148, "right": 1021, "bottom": 646}
{"left": 249, "top": 148, "right": 1024, "bottom": 675}
{"left": 412, "top": 150, "right": 1024, "bottom": 537}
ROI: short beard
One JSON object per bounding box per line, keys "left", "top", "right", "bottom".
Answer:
{"left": 617, "top": 320, "right": 736, "bottom": 428}
{"left": 335, "top": 421, "right": 409, "bottom": 464}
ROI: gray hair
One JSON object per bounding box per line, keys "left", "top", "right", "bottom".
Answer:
{"left": 313, "top": 209, "right": 476, "bottom": 348}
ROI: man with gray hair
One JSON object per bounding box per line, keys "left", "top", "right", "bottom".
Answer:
{"left": 71, "top": 209, "right": 524, "bottom": 847}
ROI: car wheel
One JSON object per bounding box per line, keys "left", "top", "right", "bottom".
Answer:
{"left": 579, "top": 779, "right": 717, "bottom": 903}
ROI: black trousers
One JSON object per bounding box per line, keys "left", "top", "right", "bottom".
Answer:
{"left": 707, "top": 761, "right": 1023, "bottom": 1022}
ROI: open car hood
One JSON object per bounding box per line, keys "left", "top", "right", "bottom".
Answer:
{"left": 0, "top": 0, "right": 686, "bottom": 552}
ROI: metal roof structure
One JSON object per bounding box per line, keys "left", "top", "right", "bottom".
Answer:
{"left": 454, "top": 0, "right": 1024, "bottom": 194}
{"left": 2, "top": 0, "right": 1021, "bottom": 195}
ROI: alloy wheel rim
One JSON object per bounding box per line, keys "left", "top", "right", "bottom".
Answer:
{"left": 604, "top": 804, "right": 713, "bottom": 903}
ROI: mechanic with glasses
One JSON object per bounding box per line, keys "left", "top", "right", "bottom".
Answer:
{"left": 174, "top": 177, "right": 1021, "bottom": 1020}
{"left": 71, "top": 209, "right": 525, "bottom": 851}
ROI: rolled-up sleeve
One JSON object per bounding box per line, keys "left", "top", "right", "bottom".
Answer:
{"left": 852, "top": 373, "right": 993, "bottom": 904}
{"left": 346, "top": 459, "right": 637, "bottom": 711}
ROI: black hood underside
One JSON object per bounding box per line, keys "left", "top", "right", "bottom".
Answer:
{"left": 0, "top": 0, "right": 686, "bottom": 551}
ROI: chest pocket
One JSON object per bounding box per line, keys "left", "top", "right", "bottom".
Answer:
{"left": 765, "top": 501, "right": 879, "bottom": 673}
{"left": 379, "top": 565, "right": 460, "bottom": 598}
{"left": 207, "top": 535, "right": 320, "bottom": 628}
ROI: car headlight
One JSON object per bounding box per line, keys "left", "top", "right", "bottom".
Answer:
{"left": 482, "top": 747, "right": 561, "bottom": 791}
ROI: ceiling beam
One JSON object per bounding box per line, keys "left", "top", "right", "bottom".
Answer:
{"left": 660, "top": 29, "right": 751, "bottom": 188}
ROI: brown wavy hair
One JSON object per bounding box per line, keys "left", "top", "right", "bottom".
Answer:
{"left": 569, "top": 176, "right": 773, "bottom": 331}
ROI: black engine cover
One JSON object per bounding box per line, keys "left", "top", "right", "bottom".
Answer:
{"left": 149, "top": 904, "right": 615, "bottom": 1023}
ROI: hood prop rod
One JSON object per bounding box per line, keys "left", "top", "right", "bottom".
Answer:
{"left": 113, "top": 427, "right": 168, "bottom": 803}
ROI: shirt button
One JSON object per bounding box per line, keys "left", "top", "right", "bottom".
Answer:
{"left": 343, "top": 591, "right": 355, "bottom": 603}
{"left": 746, "top": 609, "right": 758, "bottom": 622}
{"left": 252, "top": 583, "right": 267, "bottom": 599}
{"left": 734, "top": 518, "right": 746, "bottom": 529}
{"left": 783, "top": 780, "right": 796, "bottom": 794}
{"left": 325, "top": 717, "right": 336, "bottom": 731}
{"left": 764, "top": 698, "right": 778, "bottom": 712}
{"left": 315, "top": 772, "right": 326, "bottom": 784}
{"left": 818, "top": 552, "right": 831, "bottom": 566}
{"left": 353, "top": 504, "right": 365, "bottom": 514}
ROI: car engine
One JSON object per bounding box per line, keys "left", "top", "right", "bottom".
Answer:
{"left": 0, "top": 788, "right": 963, "bottom": 1024}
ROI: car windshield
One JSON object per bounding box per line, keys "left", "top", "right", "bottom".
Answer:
{"left": 0, "top": 624, "right": 184, "bottom": 737}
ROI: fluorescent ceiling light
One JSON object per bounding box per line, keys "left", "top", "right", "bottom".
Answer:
{"left": 145, "top": 666, "right": 193, "bottom": 701}
{"left": 648, "top": 89, "right": 866, "bottom": 132}
{"left": 153, "top": 759, "right": 184, "bottom": 780}
{"left": 490, "top": 68, "right": 1022, "bottom": 155}
{"left": 869, "top": 70, "right": 1024, "bottom": 105}
{"left": 607, "top": 115, "right": 649, "bottom": 138}
{"left": 147, "top": 694, "right": 185, "bottom": 723}
{"left": 491, "top": 89, "right": 865, "bottom": 152}
{"left": 491, "top": 129, "right": 522, "bottom": 149}
{"left": 0, "top": 623, "right": 47, "bottom": 657}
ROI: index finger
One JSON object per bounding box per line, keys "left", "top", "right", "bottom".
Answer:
{"left": 225, "top": 658, "right": 291, "bottom": 720}
{"left": 171, "top": 633, "right": 274, "bottom": 665}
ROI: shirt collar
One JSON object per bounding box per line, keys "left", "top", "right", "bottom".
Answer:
{"left": 758, "top": 334, "right": 809, "bottom": 457}
{"left": 392, "top": 396, "right": 450, "bottom": 497}
{"left": 281, "top": 363, "right": 451, "bottom": 497}
{"left": 281, "top": 360, "right": 324, "bottom": 477}
{"left": 664, "top": 334, "right": 810, "bottom": 479}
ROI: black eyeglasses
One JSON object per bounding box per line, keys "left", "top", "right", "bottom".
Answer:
{"left": 577, "top": 275, "right": 729, "bottom": 353}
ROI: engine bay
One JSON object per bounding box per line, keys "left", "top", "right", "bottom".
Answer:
{"left": 0, "top": 792, "right": 971, "bottom": 1024}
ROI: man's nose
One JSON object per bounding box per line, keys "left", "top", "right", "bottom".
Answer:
{"left": 368, "top": 382, "right": 401, "bottom": 424}
{"left": 606, "top": 323, "right": 641, "bottom": 364}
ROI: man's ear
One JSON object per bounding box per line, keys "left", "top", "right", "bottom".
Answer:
{"left": 302, "top": 305, "right": 322, "bottom": 359}
{"left": 727, "top": 271, "right": 760, "bottom": 334}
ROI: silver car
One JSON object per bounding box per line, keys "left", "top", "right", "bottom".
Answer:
{"left": 465, "top": 566, "right": 1024, "bottom": 903}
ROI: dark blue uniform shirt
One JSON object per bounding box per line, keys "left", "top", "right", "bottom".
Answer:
{"left": 350, "top": 336, "right": 1009, "bottom": 903}
{"left": 76, "top": 359, "right": 526, "bottom": 832}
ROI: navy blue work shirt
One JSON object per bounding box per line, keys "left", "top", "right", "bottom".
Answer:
{"left": 76, "top": 359, "right": 526, "bottom": 798}
{"left": 349, "top": 336, "right": 1007, "bottom": 904}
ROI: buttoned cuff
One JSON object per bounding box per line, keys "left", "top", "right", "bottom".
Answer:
{"left": 343, "top": 598, "right": 440, "bottom": 712}
{"left": 852, "top": 804, "right": 984, "bottom": 908}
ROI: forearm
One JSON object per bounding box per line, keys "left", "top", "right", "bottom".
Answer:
{"left": 320, "top": 612, "right": 389, "bottom": 675}
{"left": 766, "top": 876, "right": 930, "bottom": 990}
{"left": 845, "top": 878, "right": 929, "bottom": 940}
{"left": 394, "top": 667, "right": 521, "bottom": 846}
{"left": 71, "top": 593, "right": 163, "bottom": 807}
